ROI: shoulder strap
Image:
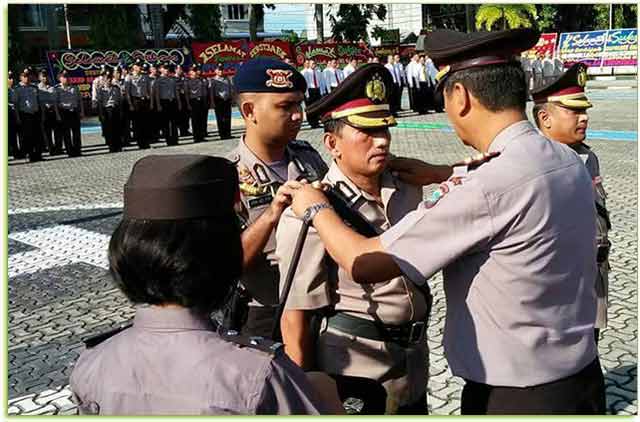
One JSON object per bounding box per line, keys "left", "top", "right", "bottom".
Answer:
{"left": 324, "top": 187, "right": 378, "bottom": 238}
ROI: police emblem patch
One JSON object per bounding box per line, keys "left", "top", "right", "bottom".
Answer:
{"left": 365, "top": 74, "right": 386, "bottom": 102}
{"left": 266, "top": 69, "right": 294, "bottom": 88}
{"left": 577, "top": 68, "right": 587, "bottom": 87}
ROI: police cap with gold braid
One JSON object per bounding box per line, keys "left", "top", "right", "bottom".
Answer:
{"left": 424, "top": 28, "right": 540, "bottom": 91}
{"left": 306, "top": 63, "right": 396, "bottom": 129}
{"left": 530, "top": 62, "right": 592, "bottom": 110}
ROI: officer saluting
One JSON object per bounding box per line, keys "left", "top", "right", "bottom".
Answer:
{"left": 153, "top": 63, "right": 180, "bottom": 146}
{"left": 287, "top": 28, "right": 605, "bottom": 414}
{"left": 55, "top": 70, "right": 84, "bottom": 157}
{"left": 125, "top": 59, "right": 152, "bottom": 149}
{"left": 276, "top": 63, "right": 431, "bottom": 414}
{"left": 531, "top": 63, "right": 611, "bottom": 343}
{"left": 185, "top": 63, "right": 209, "bottom": 143}
{"left": 15, "top": 67, "right": 44, "bottom": 162}
{"left": 208, "top": 63, "right": 233, "bottom": 140}
{"left": 226, "top": 58, "right": 328, "bottom": 338}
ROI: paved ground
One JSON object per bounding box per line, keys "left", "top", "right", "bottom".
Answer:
{"left": 7, "top": 88, "right": 638, "bottom": 415}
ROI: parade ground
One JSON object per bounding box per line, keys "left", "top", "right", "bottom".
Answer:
{"left": 7, "top": 86, "right": 638, "bottom": 415}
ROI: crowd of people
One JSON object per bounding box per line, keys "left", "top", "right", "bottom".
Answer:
{"left": 66, "top": 26, "right": 611, "bottom": 416}
{"left": 8, "top": 60, "right": 234, "bottom": 162}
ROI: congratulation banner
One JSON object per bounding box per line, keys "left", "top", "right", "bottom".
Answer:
{"left": 522, "top": 33, "right": 558, "bottom": 60}
{"left": 558, "top": 28, "right": 637, "bottom": 68}
{"left": 46, "top": 48, "right": 189, "bottom": 97}
{"left": 294, "top": 42, "right": 373, "bottom": 66}
{"left": 192, "top": 41, "right": 247, "bottom": 76}
{"left": 247, "top": 40, "right": 293, "bottom": 60}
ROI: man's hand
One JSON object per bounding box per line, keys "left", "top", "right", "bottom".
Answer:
{"left": 290, "top": 183, "right": 330, "bottom": 218}
{"left": 389, "top": 157, "right": 453, "bottom": 186}
{"left": 269, "top": 180, "right": 307, "bottom": 221}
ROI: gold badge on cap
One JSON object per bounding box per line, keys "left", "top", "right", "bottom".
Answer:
{"left": 266, "top": 69, "right": 294, "bottom": 88}
{"left": 366, "top": 73, "right": 386, "bottom": 102}
{"left": 577, "top": 67, "right": 587, "bottom": 87}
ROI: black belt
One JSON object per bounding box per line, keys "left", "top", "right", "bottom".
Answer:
{"left": 326, "top": 312, "right": 425, "bottom": 347}
{"left": 597, "top": 242, "right": 610, "bottom": 264}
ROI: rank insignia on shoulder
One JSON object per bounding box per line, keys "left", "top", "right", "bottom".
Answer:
{"left": 454, "top": 151, "right": 501, "bottom": 170}
{"left": 221, "top": 331, "right": 284, "bottom": 356}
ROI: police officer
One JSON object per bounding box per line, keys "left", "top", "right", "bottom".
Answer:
{"left": 113, "top": 65, "right": 130, "bottom": 147}
{"left": 301, "top": 60, "right": 325, "bottom": 128}
{"left": 185, "top": 63, "right": 209, "bottom": 143}
{"left": 148, "top": 63, "right": 161, "bottom": 142}
{"left": 70, "top": 154, "right": 331, "bottom": 415}
{"left": 125, "top": 59, "right": 152, "bottom": 149}
{"left": 8, "top": 70, "right": 24, "bottom": 159}
{"left": 55, "top": 70, "right": 84, "bottom": 157}
{"left": 287, "top": 28, "right": 605, "bottom": 414}
{"left": 153, "top": 63, "right": 180, "bottom": 146}
{"left": 226, "top": 58, "right": 328, "bottom": 338}
{"left": 175, "top": 64, "right": 191, "bottom": 137}
{"left": 531, "top": 63, "right": 611, "bottom": 344}
{"left": 38, "top": 69, "right": 61, "bottom": 155}
{"left": 208, "top": 64, "right": 233, "bottom": 140}
{"left": 276, "top": 63, "right": 430, "bottom": 414}
{"left": 15, "top": 67, "right": 43, "bottom": 162}
{"left": 92, "top": 65, "right": 108, "bottom": 137}
{"left": 97, "top": 69, "right": 123, "bottom": 153}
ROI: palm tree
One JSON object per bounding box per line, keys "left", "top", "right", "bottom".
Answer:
{"left": 475, "top": 4, "right": 537, "bottom": 31}
{"left": 315, "top": 4, "right": 324, "bottom": 43}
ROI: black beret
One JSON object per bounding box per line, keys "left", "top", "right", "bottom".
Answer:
{"left": 189, "top": 63, "right": 201, "bottom": 72}
{"left": 233, "top": 57, "right": 306, "bottom": 94}
{"left": 39, "top": 69, "right": 48, "bottom": 76}
{"left": 531, "top": 62, "right": 592, "bottom": 109}
{"left": 133, "top": 59, "right": 144, "bottom": 67}
{"left": 8, "top": 70, "right": 13, "bottom": 78}
{"left": 425, "top": 28, "right": 540, "bottom": 89}
{"left": 124, "top": 155, "right": 239, "bottom": 220}
{"left": 142, "top": 63, "right": 150, "bottom": 71}
{"left": 307, "top": 63, "right": 395, "bottom": 129}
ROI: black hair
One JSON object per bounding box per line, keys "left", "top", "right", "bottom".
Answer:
{"left": 444, "top": 62, "right": 528, "bottom": 112}
{"left": 323, "top": 119, "right": 347, "bottom": 135}
{"left": 531, "top": 103, "right": 547, "bottom": 129}
{"left": 108, "top": 217, "right": 242, "bottom": 314}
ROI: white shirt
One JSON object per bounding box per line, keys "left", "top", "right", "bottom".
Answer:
{"left": 553, "top": 58, "right": 564, "bottom": 76}
{"left": 405, "top": 61, "right": 417, "bottom": 88}
{"left": 322, "top": 67, "right": 343, "bottom": 91}
{"left": 532, "top": 59, "right": 543, "bottom": 74}
{"left": 394, "top": 62, "right": 406, "bottom": 85}
{"left": 542, "top": 58, "right": 555, "bottom": 77}
{"left": 342, "top": 64, "right": 356, "bottom": 79}
{"left": 302, "top": 68, "right": 326, "bottom": 95}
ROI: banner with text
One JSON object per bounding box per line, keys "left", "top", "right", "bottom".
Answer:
{"left": 294, "top": 43, "right": 374, "bottom": 66}
{"left": 522, "top": 33, "right": 558, "bottom": 60}
{"left": 46, "top": 48, "right": 190, "bottom": 97}
{"left": 557, "top": 28, "right": 637, "bottom": 68}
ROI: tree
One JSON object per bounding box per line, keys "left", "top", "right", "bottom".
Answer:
{"left": 185, "top": 5, "right": 222, "bottom": 41}
{"left": 88, "top": 5, "right": 145, "bottom": 50}
{"left": 249, "top": 4, "right": 275, "bottom": 42}
{"left": 421, "top": 5, "right": 467, "bottom": 32}
{"left": 315, "top": 4, "right": 325, "bottom": 43}
{"left": 475, "top": 4, "right": 537, "bottom": 31}
{"left": 8, "top": 5, "right": 26, "bottom": 71}
{"left": 328, "top": 4, "right": 387, "bottom": 43}
{"left": 281, "top": 30, "right": 301, "bottom": 44}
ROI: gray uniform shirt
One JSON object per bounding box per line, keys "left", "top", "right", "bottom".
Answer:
{"left": 126, "top": 74, "right": 151, "bottom": 99}
{"left": 571, "top": 142, "right": 610, "bottom": 328}
{"left": 9, "top": 87, "right": 17, "bottom": 111}
{"left": 55, "top": 84, "right": 81, "bottom": 111}
{"left": 209, "top": 77, "right": 232, "bottom": 101}
{"left": 380, "top": 120, "right": 598, "bottom": 387}
{"left": 186, "top": 77, "right": 208, "bottom": 99}
{"left": 155, "top": 76, "right": 177, "bottom": 100}
{"left": 15, "top": 83, "right": 40, "bottom": 114}
{"left": 37, "top": 83, "right": 57, "bottom": 108}
{"left": 70, "top": 306, "right": 327, "bottom": 415}
{"left": 97, "top": 84, "right": 122, "bottom": 108}
{"left": 227, "top": 138, "right": 328, "bottom": 306}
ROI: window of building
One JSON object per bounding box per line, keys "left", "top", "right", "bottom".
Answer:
{"left": 227, "top": 5, "right": 247, "bottom": 20}
{"left": 15, "top": 4, "right": 45, "bottom": 28}
{"left": 55, "top": 5, "right": 91, "bottom": 29}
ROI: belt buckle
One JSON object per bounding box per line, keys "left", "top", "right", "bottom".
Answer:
{"left": 408, "top": 321, "right": 425, "bottom": 344}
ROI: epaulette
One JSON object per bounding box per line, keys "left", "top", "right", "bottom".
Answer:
{"left": 219, "top": 329, "right": 284, "bottom": 357}
{"left": 453, "top": 151, "right": 500, "bottom": 170}
{"left": 288, "top": 140, "right": 314, "bottom": 150}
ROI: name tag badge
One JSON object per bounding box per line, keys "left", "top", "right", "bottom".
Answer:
{"left": 248, "top": 193, "right": 273, "bottom": 209}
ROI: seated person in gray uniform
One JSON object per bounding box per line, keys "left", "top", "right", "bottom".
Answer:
{"left": 286, "top": 28, "right": 605, "bottom": 414}
{"left": 276, "top": 63, "right": 431, "bottom": 414}
{"left": 70, "top": 155, "right": 331, "bottom": 415}
{"left": 226, "top": 58, "right": 328, "bottom": 338}
{"left": 531, "top": 62, "right": 611, "bottom": 343}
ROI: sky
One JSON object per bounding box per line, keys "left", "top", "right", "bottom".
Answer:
{"left": 263, "top": 4, "right": 308, "bottom": 35}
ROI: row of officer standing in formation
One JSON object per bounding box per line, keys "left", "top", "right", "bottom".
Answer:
{"left": 71, "top": 27, "right": 611, "bottom": 416}
{"left": 90, "top": 59, "right": 234, "bottom": 152}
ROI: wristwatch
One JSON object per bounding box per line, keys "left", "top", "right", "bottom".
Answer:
{"left": 302, "top": 203, "right": 333, "bottom": 224}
